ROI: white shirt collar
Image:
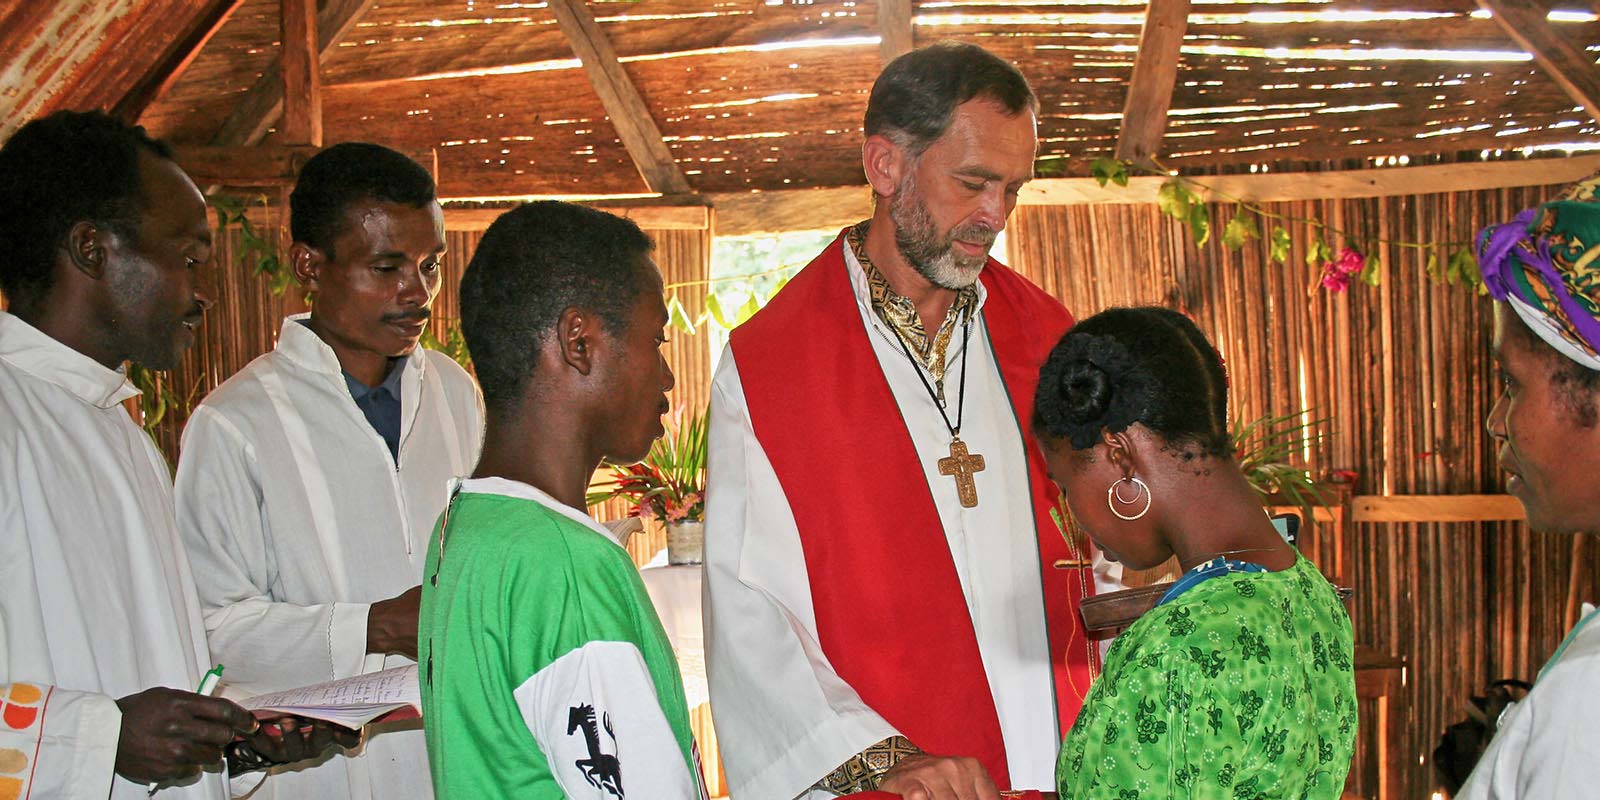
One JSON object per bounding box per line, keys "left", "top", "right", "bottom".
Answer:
{"left": 457, "top": 476, "right": 626, "bottom": 547}
{"left": 0, "top": 311, "right": 139, "bottom": 409}
{"left": 275, "top": 312, "right": 428, "bottom": 381}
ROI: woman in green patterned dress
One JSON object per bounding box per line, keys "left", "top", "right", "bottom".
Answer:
{"left": 1035, "top": 307, "right": 1357, "bottom": 799}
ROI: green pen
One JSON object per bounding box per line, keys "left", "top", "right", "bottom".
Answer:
{"left": 148, "top": 665, "right": 226, "bottom": 794}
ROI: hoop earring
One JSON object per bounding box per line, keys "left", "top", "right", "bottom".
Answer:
{"left": 1106, "top": 476, "right": 1152, "bottom": 521}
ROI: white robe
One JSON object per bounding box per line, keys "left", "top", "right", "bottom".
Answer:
{"left": 703, "top": 242, "right": 1115, "bottom": 799}
{"left": 174, "top": 315, "right": 483, "bottom": 800}
{"left": 1457, "top": 604, "right": 1600, "bottom": 799}
{"left": 0, "top": 311, "right": 224, "bottom": 800}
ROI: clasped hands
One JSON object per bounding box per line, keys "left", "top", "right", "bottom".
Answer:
{"left": 878, "top": 753, "right": 1001, "bottom": 800}
{"left": 114, "top": 686, "right": 359, "bottom": 785}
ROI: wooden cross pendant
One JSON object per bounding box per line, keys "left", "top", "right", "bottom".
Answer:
{"left": 938, "top": 436, "right": 986, "bottom": 508}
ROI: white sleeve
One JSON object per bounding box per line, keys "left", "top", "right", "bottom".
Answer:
{"left": 1457, "top": 631, "right": 1600, "bottom": 800}
{"left": 174, "top": 407, "right": 371, "bottom": 695}
{"left": 702, "top": 349, "right": 898, "bottom": 800}
{"left": 0, "top": 603, "right": 123, "bottom": 799}
{"left": 513, "top": 641, "right": 699, "bottom": 800}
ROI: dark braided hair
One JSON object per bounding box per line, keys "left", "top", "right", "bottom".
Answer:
{"left": 1033, "top": 307, "right": 1233, "bottom": 460}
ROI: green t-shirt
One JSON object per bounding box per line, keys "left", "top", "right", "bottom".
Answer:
{"left": 420, "top": 479, "right": 702, "bottom": 799}
{"left": 1057, "top": 556, "right": 1358, "bottom": 799}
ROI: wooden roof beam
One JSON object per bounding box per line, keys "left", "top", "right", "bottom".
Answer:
{"left": 1477, "top": 0, "right": 1600, "bottom": 125}
{"left": 547, "top": 0, "right": 692, "bottom": 196}
{"left": 176, "top": 144, "right": 434, "bottom": 188}
{"left": 210, "top": 0, "right": 373, "bottom": 146}
{"left": 0, "top": 3, "right": 137, "bottom": 139}
{"left": 1113, "top": 0, "right": 1191, "bottom": 168}
{"left": 111, "top": 0, "right": 243, "bottom": 123}
{"left": 707, "top": 154, "right": 1600, "bottom": 236}
{"left": 278, "top": 0, "right": 322, "bottom": 146}
{"left": 879, "top": 0, "right": 914, "bottom": 65}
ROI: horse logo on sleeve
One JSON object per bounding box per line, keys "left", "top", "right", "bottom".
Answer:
{"left": 566, "top": 703, "right": 623, "bottom": 797}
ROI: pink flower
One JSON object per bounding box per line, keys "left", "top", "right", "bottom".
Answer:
{"left": 1320, "top": 265, "right": 1352, "bottom": 293}
{"left": 1334, "top": 247, "right": 1365, "bottom": 276}
{"left": 665, "top": 491, "right": 704, "bottom": 523}
{"left": 636, "top": 500, "right": 656, "bottom": 521}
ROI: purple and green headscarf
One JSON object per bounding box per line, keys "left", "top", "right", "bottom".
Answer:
{"left": 1477, "top": 173, "right": 1600, "bottom": 370}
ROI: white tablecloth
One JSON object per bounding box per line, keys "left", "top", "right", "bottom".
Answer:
{"left": 640, "top": 563, "right": 709, "bottom": 708}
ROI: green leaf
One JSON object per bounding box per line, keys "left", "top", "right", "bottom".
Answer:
{"left": 1359, "top": 254, "right": 1380, "bottom": 287}
{"left": 705, "top": 292, "right": 735, "bottom": 330}
{"left": 1305, "top": 237, "right": 1329, "bottom": 267}
{"left": 1188, "top": 203, "right": 1211, "bottom": 247}
{"left": 1221, "top": 211, "right": 1258, "bottom": 250}
{"left": 1447, "top": 249, "right": 1478, "bottom": 287}
{"left": 736, "top": 294, "right": 761, "bottom": 325}
{"left": 1268, "top": 227, "right": 1292, "bottom": 264}
{"left": 1090, "top": 156, "right": 1129, "bottom": 188}
{"left": 667, "top": 294, "right": 695, "bottom": 335}
{"left": 1425, "top": 252, "right": 1442, "bottom": 282}
{"left": 1157, "top": 179, "right": 1191, "bottom": 221}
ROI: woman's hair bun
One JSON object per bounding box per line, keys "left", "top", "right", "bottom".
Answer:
{"left": 1035, "top": 333, "right": 1153, "bottom": 449}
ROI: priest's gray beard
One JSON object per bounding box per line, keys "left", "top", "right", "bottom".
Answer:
{"left": 890, "top": 171, "right": 997, "bottom": 290}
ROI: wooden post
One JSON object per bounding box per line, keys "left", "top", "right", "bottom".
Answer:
{"left": 1114, "top": 0, "right": 1191, "bottom": 167}
{"left": 212, "top": 0, "right": 372, "bottom": 146}
{"left": 279, "top": 0, "right": 322, "bottom": 146}
{"left": 1477, "top": 0, "right": 1600, "bottom": 126}
{"left": 878, "top": 0, "right": 914, "bottom": 65}
{"left": 547, "top": 0, "right": 691, "bottom": 196}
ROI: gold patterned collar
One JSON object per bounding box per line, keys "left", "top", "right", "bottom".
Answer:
{"left": 846, "top": 222, "right": 978, "bottom": 390}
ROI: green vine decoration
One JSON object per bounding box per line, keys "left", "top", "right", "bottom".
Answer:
{"left": 126, "top": 362, "right": 197, "bottom": 439}
{"left": 1073, "top": 155, "right": 1486, "bottom": 296}
{"left": 420, "top": 319, "right": 472, "bottom": 371}
{"left": 210, "top": 194, "right": 298, "bottom": 296}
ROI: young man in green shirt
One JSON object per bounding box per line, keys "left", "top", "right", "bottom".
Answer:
{"left": 420, "top": 201, "right": 701, "bottom": 799}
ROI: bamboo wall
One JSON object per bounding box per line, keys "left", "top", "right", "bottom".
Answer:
{"left": 1008, "top": 189, "right": 1600, "bottom": 799}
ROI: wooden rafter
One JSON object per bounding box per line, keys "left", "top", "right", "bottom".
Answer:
{"left": 176, "top": 144, "right": 435, "bottom": 187}
{"left": 547, "top": 0, "right": 692, "bottom": 196}
{"left": 210, "top": 0, "right": 373, "bottom": 146}
{"left": 278, "top": 0, "right": 322, "bottom": 146}
{"left": 1114, "top": 0, "right": 1191, "bottom": 167}
{"left": 0, "top": 2, "right": 140, "bottom": 139}
{"left": 110, "top": 0, "right": 244, "bottom": 123}
{"left": 9, "top": 0, "right": 246, "bottom": 125}
{"left": 1477, "top": 0, "right": 1600, "bottom": 125}
{"left": 878, "top": 0, "right": 914, "bottom": 65}
{"left": 175, "top": 144, "right": 319, "bottom": 186}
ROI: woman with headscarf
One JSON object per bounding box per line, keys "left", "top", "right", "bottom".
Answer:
{"left": 1037, "top": 307, "right": 1357, "bottom": 799}
{"left": 1456, "top": 175, "right": 1600, "bottom": 800}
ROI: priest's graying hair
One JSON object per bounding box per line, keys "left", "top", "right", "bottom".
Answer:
{"left": 864, "top": 41, "right": 1038, "bottom": 158}
{"left": 458, "top": 200, "right": 654, "bottom": 411}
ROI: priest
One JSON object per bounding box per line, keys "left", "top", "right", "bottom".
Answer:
{"left": 703, "top": 42, "right": 1106, "bottom": 800}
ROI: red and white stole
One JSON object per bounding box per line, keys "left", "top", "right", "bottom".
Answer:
{"left": 729, "top": 231, "right": 1097, "bottom": 789}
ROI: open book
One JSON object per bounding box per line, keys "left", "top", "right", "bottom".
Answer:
{"left": 239, "top": 664, "right": 420, "bottom": 729}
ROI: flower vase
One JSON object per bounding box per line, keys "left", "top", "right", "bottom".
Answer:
{"left": 666, "top": 520, "right": 704, "bottom": 565}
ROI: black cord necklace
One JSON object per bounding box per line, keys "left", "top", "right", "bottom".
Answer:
{"left": 893, "top": 310, "right": 986, "bottom": 508}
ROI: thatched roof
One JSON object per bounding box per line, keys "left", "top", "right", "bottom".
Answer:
{"left": 6, "top": 0, "right": 1600, "bottom": 201}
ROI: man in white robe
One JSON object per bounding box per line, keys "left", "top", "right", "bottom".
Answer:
{"left": 704, "top": 44, "right": 1110, "bottom": 800}
{"left": 0, "top": 111, "right": 333, "bottom": 799}
{"left": 175, "top": 143, "right": 483, "bottom": 800}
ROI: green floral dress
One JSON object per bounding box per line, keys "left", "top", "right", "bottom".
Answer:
{"left": 1057, "top": 556, "right": 1357, "bottom": 799}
